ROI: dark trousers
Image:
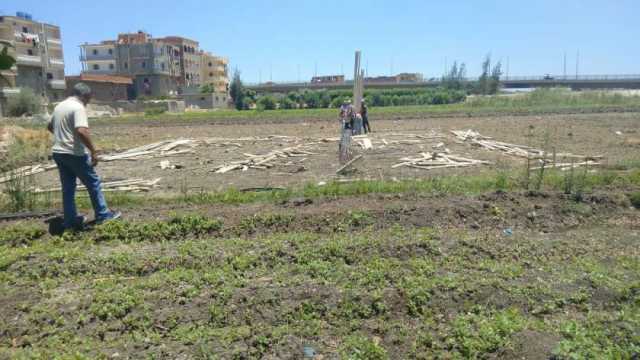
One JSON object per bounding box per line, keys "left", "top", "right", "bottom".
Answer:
{"left": 362, "top": 114, "right": 371, "bottom": 133}
{"left": 52, "top": 153, "right": 109, "bottom": 228}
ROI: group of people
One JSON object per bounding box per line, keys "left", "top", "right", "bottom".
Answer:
{"left": 339, "top": 98, "right": 371, "bottom": 134}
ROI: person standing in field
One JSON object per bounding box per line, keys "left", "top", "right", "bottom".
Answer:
{"left": 339, "top": 98, "right": 355, "bottom": 130}
{"left": 47, "top": 83, "right": 121, "bottom": 230}
{"left": 361, "top": 99, "right": 371, "bottom": 134}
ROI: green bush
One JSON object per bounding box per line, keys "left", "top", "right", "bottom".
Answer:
{"left": 144, "top": 107, "right": 166, "bottom": 116}
{"left": 7, "top": 88, "right": 42, "bottom": 117}
{"left": 256, "top": 95, "right": 277, "bottom": 110}
{"left": 629, "top": 192, "right": 640, "bottom": 209}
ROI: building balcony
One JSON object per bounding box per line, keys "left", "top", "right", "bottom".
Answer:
{"left": 16, "top": 54, "right": 42, "bottom": 66}
{"left": 80, "top": 54, "right": 115, "bottom": 61}
{"left": 47, "top": 38, "right": 62, "bottom": 46}
{"left": 49, "top": 58, "right": 65, "bottom": 67}
{"left": 84, "top": 69, "right": 117, "bottom": 75}
{"left": 48, "top": 79, "right": 66, "bottom": 90}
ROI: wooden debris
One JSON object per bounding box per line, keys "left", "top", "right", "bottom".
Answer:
{"left": 212, "top": 145, "right": 317, "bottom": 174}
{"left": 0, "top": 164, "right": 57, "bottom": 184}
{"left": 393, "top": 152, "right": 490, "bottom": 170}
{"left": 100, "top": 139, "right": 199, "bottom": 162}
{"left": 336, "top": 154, "right": 364, "bottom": 174}
{"left": 451, "top": 130, "right": 598, "bottom": 163}
{"left": 33, "top": 178, "right": 162, "bottom": 194}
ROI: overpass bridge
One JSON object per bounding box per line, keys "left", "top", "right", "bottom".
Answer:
{"left": 246, "top": 74, "right": 640, "bottom": 93}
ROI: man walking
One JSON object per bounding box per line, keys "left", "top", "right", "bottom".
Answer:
{"left": 48, "top": 83, "right": 120, "bottom": 230}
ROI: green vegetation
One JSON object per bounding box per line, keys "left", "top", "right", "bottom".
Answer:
{"left": 0, "top": 40, "right": 16, "bottom": 86}
{"left": 83, "top": 88, "right": 640, "bottom": 125}
{"left": 6, "top": 87, "right": 42, "bottom": 117}
{"left": 0, "top": 203, "right": 638, "bottom": 357}
{"left": 3, "top": 167, "right": 639, "bottom": 213}
{"left": 229, "top": 69, "right": 245, "bottom": 110}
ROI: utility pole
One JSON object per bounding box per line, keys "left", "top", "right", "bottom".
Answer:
{"left": 575, "top": 50, "right": 580, "bottom": 79}
{"left": 314, "top": 62, "right": 318, "bottom": 78}
{"left": 506, "top": 57, "right": 510, "bottom": 80}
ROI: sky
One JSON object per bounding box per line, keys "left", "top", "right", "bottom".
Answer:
{"left": 2, "top": 0, "right": 639, "bottom": 83}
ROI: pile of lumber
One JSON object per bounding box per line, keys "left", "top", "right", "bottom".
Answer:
{"left": 33, "top": 178, "right": 162, "bottom": 193}
{"left": 392, "top": 152, "right": 490, "bottom": 170}
{"left": 213, "top": 146, "right": 317, "bottom": 174}
{"left": 100, "top": 139, "right": 199, "bottom": 162}
{"left": 0, "top": 163, "right": 57, "bottom": 184}
{"left": 451, "top": 130, "right": 549, "bottom": 158}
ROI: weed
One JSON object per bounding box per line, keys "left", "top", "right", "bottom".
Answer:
{"left": 90, "top": 285, "right": 142, "bottom": 320}
{"left": 340, "top": 335, "right": 388, "bottom": 360}
{"left": 0, "top": 223, "right": 45, "bottom": 247}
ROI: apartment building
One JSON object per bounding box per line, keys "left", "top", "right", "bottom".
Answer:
{"left": 0, "top": 12, "right": 66, "bottom": 102}
{"left": 200, "top": 51, "right": 229, "bottom": 93}
{"left": 80, "top": 31, "right": 228, "bottom": 98}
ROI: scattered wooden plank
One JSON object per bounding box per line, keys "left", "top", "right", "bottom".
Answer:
{"left": 336, "top": 154, "right": 364, "bottom": 174}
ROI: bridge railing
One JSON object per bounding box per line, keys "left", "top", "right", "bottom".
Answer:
{"left": 246, "top": 74, "right": 640, "bottom": 88}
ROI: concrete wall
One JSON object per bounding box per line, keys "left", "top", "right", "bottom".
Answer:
{"left": 134, "top": 74, "right": 178, "bottom": 97}
{"left": 66, "top": 79, "right": 130, "bottom": 102}
{"left": 183, "top": 92, "right": 228, "bottom": 109}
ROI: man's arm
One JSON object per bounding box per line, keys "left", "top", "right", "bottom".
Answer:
{"left": 76, "top": 127, "right": 99, "bottom": 166}
{"left": 73, "top": 107, "right": 99, "bottom": 166}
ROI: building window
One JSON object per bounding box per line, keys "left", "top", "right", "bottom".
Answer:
{"left": 22, "top": 26, "right": 28, "bottom": 33}
{"left": 93, "top": 64, "right": 100, "bottom": 70}
{"left": 108, "top": 48, "right": 113, "bottom": 55}
{"left": 46, "top": 73, "right": 53, "bottom": 80}
{"left": 209, "top": 62, "right": 212, "bottom": 67}
{"left": 124, "top": 62, "right": 128, "bottom": 69}
{"left": 142, "top": 61, "right": 146, "bottom": 68}
{"left": 109, "top": 63, "right": 115, "bottom": 70}
{"left": 209, "top": 72, "right": 213, "bottom": 77}
{"left": 92, "top": 49, "right": 98, "bottom": 55}
{"left": 27, "top": 49, "right": 33, "bottom": 55}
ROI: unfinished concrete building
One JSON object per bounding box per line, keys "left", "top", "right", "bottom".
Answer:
{"left": 0, "top": 12, "right": 66, "bottom": 103}
{"left": 199, "top": 51, "right": 229, "bottom": 93}
{"left": 80, "top": 31, "right": 228, "bottom": 98}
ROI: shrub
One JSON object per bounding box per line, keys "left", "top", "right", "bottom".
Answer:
{"left": 629, "top": 191, "right": 640, "bottom": 209}
{"left": 7, "top": 88, "right": 42, "bottom": 117}
{"left": 144, "top": 107, "right": 166, "bottom": 116}
{"left": 256, "top": 95, "right": 277, "bottom": 110}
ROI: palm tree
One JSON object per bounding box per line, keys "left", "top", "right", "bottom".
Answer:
{"left": 0, "top": 40, "right": 16, "bottom": 87}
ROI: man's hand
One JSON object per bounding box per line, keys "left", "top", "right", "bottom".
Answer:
{"left": 90, "top": 151, "right": 99, "bottom": 167}
{"left": 76, "top": 127, "right": 99, "bottom": 167}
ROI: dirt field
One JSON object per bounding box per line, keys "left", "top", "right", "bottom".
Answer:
{"left": 26, "top": 111, "right": 640, "bottom": 194}
{"left": 1, "top": 110, "right": 639, "bottom": 359}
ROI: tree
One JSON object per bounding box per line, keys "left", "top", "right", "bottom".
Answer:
{"left": 257, "top": 95, "right": 277, "bottom": 110}
{"left": 489, "top": 61, "right": 502, "bottom": 95}
{"left": 442, "top": 61, "right": 466, "bottom": 90}
{"left": 0, "top": 41, "right": 16, "bottom": 87}
{"left": 229, "top": 69, "right": 244, "bottom": 110}
{"left": 477, "top": 55, "right": 491, "bottom": 95}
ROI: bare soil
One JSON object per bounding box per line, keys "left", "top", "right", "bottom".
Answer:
{"left": 26, "top": 112, "right": 640, "bottom": 193}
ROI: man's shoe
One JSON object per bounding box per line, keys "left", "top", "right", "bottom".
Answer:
{"left": 72, "top": 215, "right": 87, "bottom": 231}
{"left": 95, "top": 211, "right": 121, "bottom": 225}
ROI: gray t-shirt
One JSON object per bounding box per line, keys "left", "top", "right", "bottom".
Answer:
{"left": 50, "top": 97, "right": 89, "bottom": 156}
